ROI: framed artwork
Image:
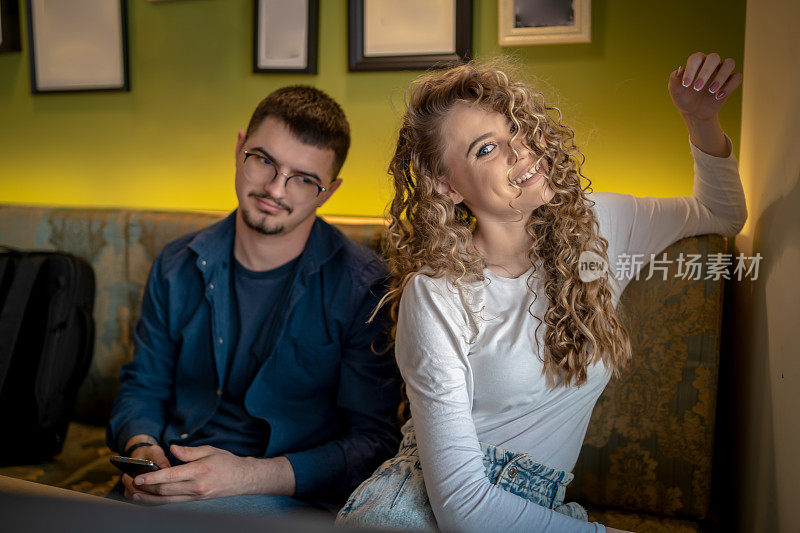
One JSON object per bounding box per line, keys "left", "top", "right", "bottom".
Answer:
{"left": 348, "top": 0, "right": 471, "bottom": 72}
{"left": 26, "top": 0, "right": 129, "bottom": 93}
{"left": 253, "top": 0, "right": 318, "bottom": 74}
{"left": 498, "top": 0, "right": 591, "bottom": 46}
{"left": 0, "top": 0, "right": 22, "bottom": 53}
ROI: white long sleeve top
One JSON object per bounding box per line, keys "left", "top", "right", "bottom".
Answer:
{"left": 395, "top": 136, "right": 747, "bottom": 533}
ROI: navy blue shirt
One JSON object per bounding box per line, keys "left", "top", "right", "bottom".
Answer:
{"left": 107, "top": 212, "right": 402, "bottom": 504}
{"left": 189, "top": 254, "right": 300, "bottom": 457}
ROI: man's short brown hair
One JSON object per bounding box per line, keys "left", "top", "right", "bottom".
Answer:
{"left": 245, "top": 86, "right": 351, "bottom": 179}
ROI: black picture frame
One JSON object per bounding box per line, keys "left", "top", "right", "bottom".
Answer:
{"left": 348, "top": 0, "right": 471, "bottom": 72}
{"left": 26, "top": 0, "right": 130, "bottom": 94}
{"left": 0, "top": 0, "right": 21, "bottom": 53}
{"left": 253, "top": 0, "right": 318, "bottom": 74}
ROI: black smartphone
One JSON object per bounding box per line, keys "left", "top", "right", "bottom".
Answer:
{"left": 110, "top": 456, "right": 161, "bottom": 478}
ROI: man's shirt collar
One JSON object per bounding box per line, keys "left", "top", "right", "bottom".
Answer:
{"left": 187, "top": 209, "right": 343, "bottom": 277}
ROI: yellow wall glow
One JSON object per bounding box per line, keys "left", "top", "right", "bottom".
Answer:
{"left": 0, "top": 0, "right": 746, "bottom": 216}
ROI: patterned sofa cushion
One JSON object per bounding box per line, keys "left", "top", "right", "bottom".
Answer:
{"left": 587, "top": 507, "right": 703, "bottom": 533}
{"left": 567, "top": 234, "right": 726, "bottom": 521}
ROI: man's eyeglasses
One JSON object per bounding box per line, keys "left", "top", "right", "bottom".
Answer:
{"left": 242, "top": 150, "right": 327, "bottom": 202}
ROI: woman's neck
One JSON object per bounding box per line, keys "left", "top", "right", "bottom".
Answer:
{"left": 472, "top": 218, "right": 533, "bottom": 278}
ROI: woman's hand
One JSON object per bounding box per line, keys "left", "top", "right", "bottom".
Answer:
{"left": 668, "top": 52, "right": 743, "bottom": 121}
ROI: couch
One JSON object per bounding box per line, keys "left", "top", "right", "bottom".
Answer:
{"left": 0, "top": 204, "right": 727, "bottom": 531}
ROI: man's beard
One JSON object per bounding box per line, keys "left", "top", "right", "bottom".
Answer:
{"left": 241, "top": 204, "right": 285, "bottom": 235}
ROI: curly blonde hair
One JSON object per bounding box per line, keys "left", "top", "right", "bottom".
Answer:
{"left": 382, "top": 60, "right": 632, "bottom": 411}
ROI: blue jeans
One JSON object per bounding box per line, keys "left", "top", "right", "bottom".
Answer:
{"left": 336, "top": 427, "right": 588, "bottom": 531}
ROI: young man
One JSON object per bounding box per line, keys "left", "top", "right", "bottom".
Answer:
{"left": 106, "top": 86, "right": 402, "bottom": 516}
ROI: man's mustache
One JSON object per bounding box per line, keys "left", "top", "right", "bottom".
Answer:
{"left": 250, "top": 192, "right": 293, "bottom": 214}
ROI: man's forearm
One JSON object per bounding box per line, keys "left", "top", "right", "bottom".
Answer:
{"left": 109, "top": 413, "right": 166, "bottom": 454}
{"left": 242, "top": 456, "right": 296, "bottom": 496}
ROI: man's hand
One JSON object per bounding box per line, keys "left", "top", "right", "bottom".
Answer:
{"left": 121, "top": 438, "right": 171, "bottom": 500}
{"left": 129, "top": 444, "right": 296, "bottom": 505}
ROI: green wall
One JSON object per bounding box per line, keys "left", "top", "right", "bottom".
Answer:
{"left": 0, "top": 0, "right": 747, "bottom": 216}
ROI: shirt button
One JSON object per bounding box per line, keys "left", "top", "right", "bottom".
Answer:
{"left": 508, "top": 466, "right": 518, "bottom": 478}
{"left": 216, "top": 388, "right": 222, "bottom": 396}
{"left": 201, "top": 260, "right": 207, "bottom": 266}
{"left": 218, "top": 337, "right": 223, "bottom": 344}
{"left": 180, "top": 433, "right": 189, "bottom": 439}
{"left": 209, "top": 283, "right": 214, "bottom": 290}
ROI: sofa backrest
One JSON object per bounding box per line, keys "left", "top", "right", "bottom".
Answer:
{"left": 567, "top": 234, "right": 725, "bottom": 521}
{"left": 0, "top": 206, "right": 133, "bottom": 421}
{"left": 0, "top": 204, "right": 723, "bottom": 520}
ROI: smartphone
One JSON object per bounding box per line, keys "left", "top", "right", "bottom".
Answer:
{"left": 110, "top": 456, "right": 161, "bottom": 478}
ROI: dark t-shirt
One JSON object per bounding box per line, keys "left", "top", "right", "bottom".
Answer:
{"left": 189, "top": 253, "right": 299, "bottom": 457}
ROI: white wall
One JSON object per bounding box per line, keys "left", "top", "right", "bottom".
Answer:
{"left": 728, "top": 0, "right": 800, "bottom": 530}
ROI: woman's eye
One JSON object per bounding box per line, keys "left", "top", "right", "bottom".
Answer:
{"left": 477, "top": 143, "right": 496, "bottom": 157}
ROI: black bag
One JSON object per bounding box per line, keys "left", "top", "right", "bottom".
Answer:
{"left": 0, "top": 249, "right": 95, "bottom": 464}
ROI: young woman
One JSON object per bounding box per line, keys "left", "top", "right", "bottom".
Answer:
{"left": 336, "top": 53, "right": 746, "bottom": 532}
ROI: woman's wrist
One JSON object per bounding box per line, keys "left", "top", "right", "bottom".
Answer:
{"left": 680, "top": 113, "right": 729, "bottom": 157}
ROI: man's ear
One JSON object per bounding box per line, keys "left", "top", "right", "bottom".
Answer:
{"left": 317, "top": 178, "right": 342, "bottom": 207}
{"left": 235, "top": 129, "right": 246, "bottom": 160}
{"left": 435, "top": 177, "right": 464, "bottom": 205}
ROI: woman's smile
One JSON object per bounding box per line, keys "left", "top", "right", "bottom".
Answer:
{"left": 510, "top": 161, "right": 546, "bottom": 187}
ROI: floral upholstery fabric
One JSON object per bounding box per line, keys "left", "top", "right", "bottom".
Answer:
{"left": 587, "top": 507, "right": 702, "bottom": 532}
{"left": 0, "top": 205, "right": 724, "bottom": 530}
{"left": 567, "top": 235, "right": 725, "bottom": 522}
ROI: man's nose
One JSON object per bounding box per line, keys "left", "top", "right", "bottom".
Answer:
{"left": 265, "top": 171, "right": 289, "bottom": 198}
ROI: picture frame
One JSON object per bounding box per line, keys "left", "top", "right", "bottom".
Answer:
{"left": 348, "top": 0, "right": 471, "bottom": 72}
{"left": 253, "top": 0, "right": 318, "bottom": 74}
{"left": 498, "top": 0, "right": 591, "bottom": 46}
{"left": 26, "top": 0, "right": 129, "bottom": 93}
{"left": 0, "top": 0, "right": 22, "bottom": 53}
